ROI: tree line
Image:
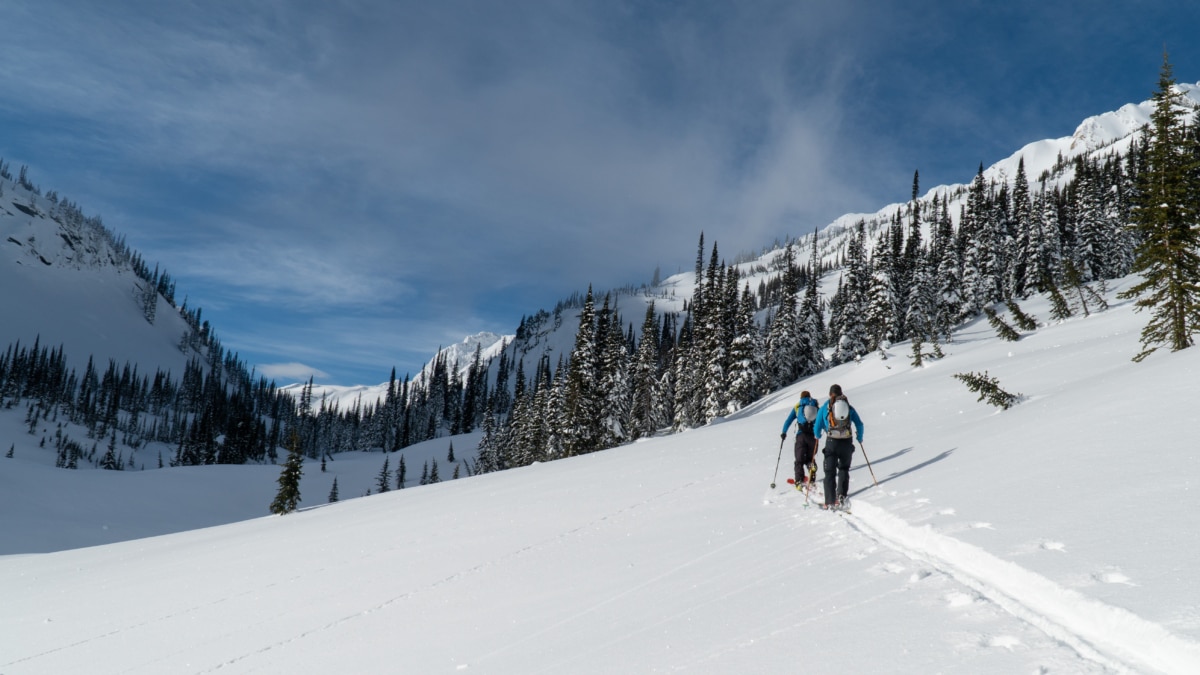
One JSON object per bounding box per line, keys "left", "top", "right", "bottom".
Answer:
{"left": 477, "top": 55, "right": 1200, "bottom": 473}
{"left": 6, "top": 56, "right": 1199, "bottom": 483}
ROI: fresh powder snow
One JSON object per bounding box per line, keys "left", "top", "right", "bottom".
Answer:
{"left": 2, "top": 274, "right": 1198, "bottom": 674}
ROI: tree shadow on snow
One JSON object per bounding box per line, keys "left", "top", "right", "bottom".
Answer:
{"left": 849, "top": 448, "right": 955, "bottom": 498}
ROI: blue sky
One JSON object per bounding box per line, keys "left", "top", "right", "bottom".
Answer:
{"left": 3, "top": 1, "right": 1199, "bottom": 386}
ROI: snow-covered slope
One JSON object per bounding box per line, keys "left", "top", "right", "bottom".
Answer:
{"left": 3, "top": 276, "right": 1198, "bottom": 674}
{"left": 0, "top": 181, "right": 193, "bottom": 377}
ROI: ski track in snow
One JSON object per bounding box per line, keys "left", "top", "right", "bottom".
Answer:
{"left": 834, "top": 498, "right": 1200, "bottom": 674}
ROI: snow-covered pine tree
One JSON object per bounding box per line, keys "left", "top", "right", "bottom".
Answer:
{"left": 831, "top": 223, "right": 870, "bottom": 364}
{"left": 764, "top": 244, "right": 803, "bottom": 386}
{"left": 671, "top": 317, "right": 700, "bottom": 430}
{"left": 1071, "top": 157, "right": 1106, "bottom": 282}
{"left": 563, "top": 287, "right": 601, "bottom": 455}
{"left": 476, "top": 414, "right": 502, "bottom": 474}
{"left": 933, "top": 197, "right": 963, "bottom": 339}
{"left": 865, "top": 227, "right": 900, "bottom": 350}
{"left": 631, "top": 303, "right": 661, "bottom": 439}
{"left": 1009, "top": 157, "right": 1034, "bottom": 298}
{"left": 544, "top": 354, "right": 568, "bottom": 459}
{"left": 700, "top": 263, "right": 731, "bottom": 422}
{"left": 959, "top": 165, "right": 992, "bottom": 317}
{"left": 726, "top": 281, "right": 762, "bottom": 413}
{"left": 598, "top": 295, "right": 631, "bottom": 447}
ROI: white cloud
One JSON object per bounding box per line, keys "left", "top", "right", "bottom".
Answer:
{"left": 257, "top": 362, "right": 330, "bottom": 382}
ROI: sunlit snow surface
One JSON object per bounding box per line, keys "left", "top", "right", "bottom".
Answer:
{"left": 3, "top": 276, "right": 1199, "bottom": 674}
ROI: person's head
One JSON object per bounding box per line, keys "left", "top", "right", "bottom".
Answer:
{"left": 829, "top": 384, "right": 843, "bottom": 398}
{"left": 800, "top": 390, "right": 810, "bottom": 399}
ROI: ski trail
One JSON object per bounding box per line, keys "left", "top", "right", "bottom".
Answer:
{"left": 844, "top": 501, "right": 1200, "bottom": 675}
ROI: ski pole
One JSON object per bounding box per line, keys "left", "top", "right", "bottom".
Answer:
{"left": 770, "top": 435, "right": 785, "bottom": 488}
{"left": 858, "top": 440, "right": 879, "bottom": 487}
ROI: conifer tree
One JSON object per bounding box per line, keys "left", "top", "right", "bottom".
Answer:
{"left": 1005, "top": 300, "right": 1039, "bottom": 332}
{"left": 800, "top": 228, "right": 828, "bottom": 374}
{"left": 831, "top": 223, "right": 870, "bottom": 364}
{"left": 1044, "top": 275, "right": 1074, "bottom": 322}
{"left": 1009, "top": 157, "right": 1034, "bottom": 297}
{"left": 563, "top": 287, "right": 602, "bottom": 454}
{"left": 270, "top": 434, "right": 304, "bottom": 515}
{"left": 726, "top": 282, "right": 763, "bottom": 413}
{"left": 376, "top": 457, "right": 392, "bottom": 493}
{"left": 953, "top": 371, "right": 1021, "bottom": 410}
{"left": 933, "top": 198, "right": 963, "bottom": 338}
{"left": 328, "top": 477, "right": 339, "bottom": 503}
{"left": 1119, "top": 53, "right": 1200, "bottom": 360}
{"left": 865, "top": 233, "right": 900, "bottom": 349}
{"left": 765, "top": 245, "right": 803, "bottom": 385}
{"left": 631, "top": 303, "right": 662, "bottom": 439}
{"left": 598, "top": 295, "right": 632, "bottom": 445}
{"left": 984, "top": 307, "right": 1021, "bottom": 342}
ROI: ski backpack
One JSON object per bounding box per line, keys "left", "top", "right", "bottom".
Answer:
{"left": 827, "top": 395, "right": 853, "bottom": 440}
{"left": 802, "top": 402, "right": 818, "bottom": 423}
{"left": 795, "top": 400, "right": 818, "bottom": 433}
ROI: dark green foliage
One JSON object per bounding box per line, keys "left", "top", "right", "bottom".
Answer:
{"left": 1119, "top": 54, "right": 1200, "bottom": 361}
{"left": 1046, "top": 280, "right": 1074, "bottom": 322}
{"left": 328, "top": 477, "right": 339, "bottom": 503}
{"left": 1005, "top": 300, "right": 1038, "bottom": 331}
{"left": 909, "top": 337, "right": 924, "bottom": 368}
{"left": 269, "top": 435, "right": 304, "bottom": 515}
{"left": 953, "top": 371, "right": 1021, "bottom": 410}
{"left": 984, "top": 307, "right": 1021, "bottom": 342}
{"left": 376, "top": 457, "right": 391, "bottom": 493}
{"left": 1063, "top": 261, "right": 1109, "bottom": 318}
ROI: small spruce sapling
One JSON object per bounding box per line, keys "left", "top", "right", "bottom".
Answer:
{"left": 270, "top": 434, "right": 305, "bottom": 515}
{"left": 1044, "top": 275, "right": 1074, "bottom": 322}
{"left": 984, "top": 307, "right": 1021, "bottom": 342}
{"left": 376, "top": 457, "right": 391, "bottom": 493}
{"left": 910, "top": 336, "right": 925, "bottom": 367}
{"left": 953, "top": 370, "right": 1021, "bottom": 410}
{"left": 1005, "top": 300, "right": 1038, "bottom": 331}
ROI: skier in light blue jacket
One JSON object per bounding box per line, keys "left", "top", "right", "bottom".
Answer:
{"left": 780, "top": 391, "right": 820, "bottom": 488}
{"left": 813, "top": 384, "right": 864, "bottom": 510}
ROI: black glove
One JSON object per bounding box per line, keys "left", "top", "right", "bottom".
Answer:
{"left": 780, "top": 433, "right": 787, "bottom": 441}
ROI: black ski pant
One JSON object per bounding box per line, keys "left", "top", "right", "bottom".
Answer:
{"left": 822, "top": 437, "right": 855, "bottom": 505}
{"left": 793, "top": 432, "right": 816, "bottom": 483}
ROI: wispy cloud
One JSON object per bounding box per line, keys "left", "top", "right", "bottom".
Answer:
{"left": 5, "top": 1, "right": 1199, "bottom": 383}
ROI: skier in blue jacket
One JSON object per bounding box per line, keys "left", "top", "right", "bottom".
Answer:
{"left": 780, "top": 391, "right": 820, "bottom": 488}
{"left": 813, "top": 384, "right": 864, "bottom": 510}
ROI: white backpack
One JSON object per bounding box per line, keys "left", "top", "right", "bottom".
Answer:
{"left": 827, "top": 396, "right": 853, "bottom": 439}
